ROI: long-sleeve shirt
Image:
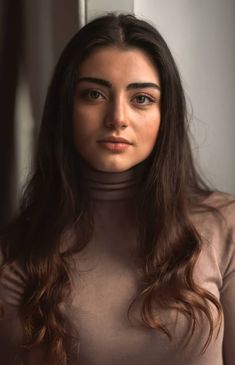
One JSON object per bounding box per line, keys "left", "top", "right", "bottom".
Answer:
{"left": 0, "top": 166, "right": 235, "bottom": 364}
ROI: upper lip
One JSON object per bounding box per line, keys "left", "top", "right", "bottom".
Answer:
{"left": 97, "top": 136, "right": 132, "bottom": 144}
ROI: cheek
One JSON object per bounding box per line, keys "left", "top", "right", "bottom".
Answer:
{"left": 73, "top": 109, "right": 94, "bottom": 142}
{"left": 138, "top": 117, "right": 161, "bottom": 149}
{"left": 73, "top": 104, "right": 104, "bottom": 138}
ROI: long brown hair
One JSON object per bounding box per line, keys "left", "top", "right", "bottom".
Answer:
{"left": 0, "top": 13, "right": 222, "bottom": 364}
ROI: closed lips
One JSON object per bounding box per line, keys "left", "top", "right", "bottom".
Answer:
{"left": 98, "top": 137, "right": 132, "bottom": 144}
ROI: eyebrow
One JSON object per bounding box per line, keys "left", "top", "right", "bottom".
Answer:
{"left": 77, "top": 76, "right": 161, "bottom": 91}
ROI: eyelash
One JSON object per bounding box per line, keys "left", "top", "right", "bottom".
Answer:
{"left": 132, "top": 94, "right": 156, "bottom": 105}
{"left": 80, "top": 89, "right": 105, "bottom": 101}
{"left": 79, "top": 89, "right": 158, "bottom": 106}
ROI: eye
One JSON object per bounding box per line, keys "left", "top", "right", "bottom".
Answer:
{"left": 88, "top": 90, "right": 103, "bottom": 100}
{"left": 132, "top": 94, "right": 156, "bottom": 105}
{"left": 80, "top": 89, "right": 105, "bottom": 102}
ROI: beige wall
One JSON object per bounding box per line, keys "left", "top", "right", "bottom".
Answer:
{"left": 86, "top": 0, "right": 133, "bottom": 20}
{"left": 134, "top": 0, "right": 235, "bottom": 195}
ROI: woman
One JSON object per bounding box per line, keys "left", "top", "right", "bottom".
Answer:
{"left": 0, "top": 13, "right": 234, "bottom": 365}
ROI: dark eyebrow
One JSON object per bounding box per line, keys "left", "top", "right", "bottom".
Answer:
{"left": 77, "top": 77, "right": 161, "bottom": 91}
{"left": 77, "top": 77, "right": 112, "bottom": 88}
{"left": 126, "top": 82, "right": 160, "bottom": 91}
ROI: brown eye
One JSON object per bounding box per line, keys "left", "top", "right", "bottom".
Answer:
{"left": 133, "top": 94, "right": 155, "bottom": 105}
{"left": 88, "top": 90, "right": 102, "bottom": 100}
{"left": 79, "top": 89, "right": 105, "bottom": 102}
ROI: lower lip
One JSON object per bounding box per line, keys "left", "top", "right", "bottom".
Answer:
{"left": 98, "top": 141, "right": 130, "bottom": 152}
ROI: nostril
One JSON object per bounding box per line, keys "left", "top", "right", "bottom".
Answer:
{"left": 104, "top": 120, "right": 127, "bottom": 130}
{"left": 104, "top": 113, "right": 128, "bottom": 129}
{"left": 104, "top": 99, "right": 127, "bottom": 129}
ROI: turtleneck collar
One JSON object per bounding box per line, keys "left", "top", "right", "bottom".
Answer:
{"left": 79, "top": 161, "right": 146, "bottom": 201}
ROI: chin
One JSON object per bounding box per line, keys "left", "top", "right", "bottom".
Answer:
{"left": 93, "top": 161, "right": 134, "bottom": 173}
{"left": 97, "top": 166, "right": 131, "bottom": 173}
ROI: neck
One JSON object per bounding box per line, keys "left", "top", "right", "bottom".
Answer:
{"left": 79, "top": 161, "right": 147, "bottom": 201}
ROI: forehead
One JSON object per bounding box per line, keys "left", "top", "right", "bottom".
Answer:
{"left": 78, "top": 46, "right": 160, "bottom": 84}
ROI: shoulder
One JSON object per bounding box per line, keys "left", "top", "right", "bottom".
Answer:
{"left": 193, "top": 191, "right": 235, "bottom": 279}
{"left": 192, "top": 191, "right": 235, "bottom": 231}
{"left": 202, "top": 192, "right": 235, "bottom": 249}
{"left": 204, "top": 191, "right": 235, "bottom": 218}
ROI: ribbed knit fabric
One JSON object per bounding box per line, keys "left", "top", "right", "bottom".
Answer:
{"left": 0, "top": 166, "right": 235, "bottom": 364}
{"left": 79, "top": 161, "right": 146, "bottom": 201}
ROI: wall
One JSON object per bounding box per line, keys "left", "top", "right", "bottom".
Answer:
{"left": 86, "top": 0, "right": 133, "bottom": 21}
{"left": 134, "top": 0, "right": 235, "bottom": 194}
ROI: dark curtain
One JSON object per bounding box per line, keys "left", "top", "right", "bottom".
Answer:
{"left": 0, "top": 0, "right": 79, "bottom": 228}
{"left": 0, "top": 0, "right": 23, "bottom": 227}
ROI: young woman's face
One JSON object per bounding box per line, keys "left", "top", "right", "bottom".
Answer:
{"left": 73, "top": 46, "right": 161, "bottom": 172}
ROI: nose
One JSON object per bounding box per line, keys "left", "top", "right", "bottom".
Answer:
{"left": 104, "top": 95, "right": 128, "bottom": 130}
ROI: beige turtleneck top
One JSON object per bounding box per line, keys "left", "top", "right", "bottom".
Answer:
{"left": 0, "top": 165, "right": 235, "bottom": 365}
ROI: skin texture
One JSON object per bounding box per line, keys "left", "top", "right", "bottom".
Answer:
{"left": 73, "top": 46, "right": 161, "bottom": 172}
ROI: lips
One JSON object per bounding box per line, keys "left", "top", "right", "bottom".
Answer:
{"left": 97, "top": 136, "right": 132, "bottom": 144}
{"left": 97, "top": 136, "right": 132, "bottom": 152}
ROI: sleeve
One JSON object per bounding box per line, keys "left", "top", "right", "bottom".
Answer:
{"left": 220, "top": 224, "right": 235, "bottom": 365}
